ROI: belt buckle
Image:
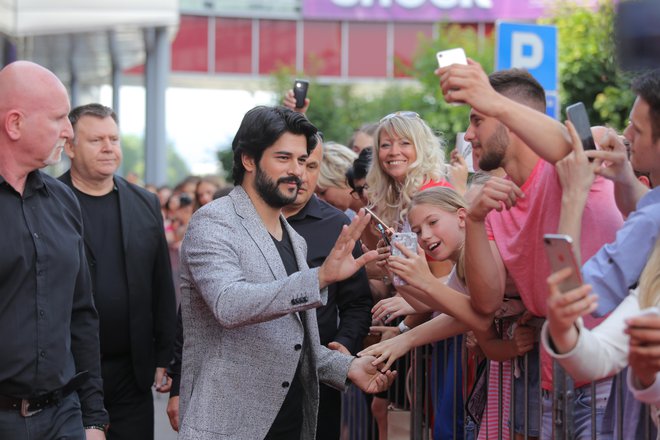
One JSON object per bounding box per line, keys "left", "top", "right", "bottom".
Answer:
{"left": 20, "top": 399, "right": 42, "bottom": 417}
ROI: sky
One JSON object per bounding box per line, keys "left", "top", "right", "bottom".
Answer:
{"left": 100, "top": 85, "right": 275, "bottom": 175}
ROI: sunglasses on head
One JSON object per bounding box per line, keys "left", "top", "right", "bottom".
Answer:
{"left": 379, "top": 111, "right": 420, "bottom": 124}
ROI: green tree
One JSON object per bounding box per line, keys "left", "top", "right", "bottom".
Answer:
{"left": 541, "top": 0, "right": 634, "bottom": 129}
{"left": 270, "top": 23, "right": 494, "bottom": 155}
{"left": 217, "top": 147, "right": 234, "bottom": 182}
{"left": 121, "top": 134, "right": 191, "bottom": 186}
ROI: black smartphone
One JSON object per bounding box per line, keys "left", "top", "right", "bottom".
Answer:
{"left": 543, "top": 234, "right": 583, "bottom": 293}
{"left": 375, "top": 223, "right": 391, "bottom": 247}
{"left": 566, "top": 102, "right": 597, "bottom": 151}
{"left": 293, "top": 79, "right": 309, "bottom": 109}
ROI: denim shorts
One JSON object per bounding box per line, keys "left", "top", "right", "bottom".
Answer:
{"left": 541, "top": 379, "right": 613, "bottom": 440}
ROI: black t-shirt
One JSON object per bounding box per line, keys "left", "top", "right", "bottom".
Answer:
{"left": 264, "top": 222, "right": 304, "bottom": 440}
{"left": 74, "top": 188, "right": 131, "bottom": 357}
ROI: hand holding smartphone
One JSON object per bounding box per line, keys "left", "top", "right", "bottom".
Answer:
{"left": 390, "top": 232, "right": 417, "bottom": 286}
{"left": 436, "top": 48, "right": 467, "bottom": 105}
{"left": 566, "top": 102, "right": 597, "bottom": 152}
{"left": 293, "top": 79, "right": 309, "bottom": 109}
{"left": 543, "top": 234, "right": 583, "bottom": 293}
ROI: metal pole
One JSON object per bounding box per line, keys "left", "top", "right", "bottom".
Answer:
{"left": 144, "top": 26, "right": 169, "bottom": 186}
{"left": 108, "top": 30, "right": 124, "bottom": 176}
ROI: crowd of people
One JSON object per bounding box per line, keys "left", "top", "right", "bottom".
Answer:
{"left": 0, "top": 52, "right": 659, "bottom": 440}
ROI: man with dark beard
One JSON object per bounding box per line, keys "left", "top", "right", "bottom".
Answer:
{"left": 176, "top": 106, "right": 396, "bottom": 440}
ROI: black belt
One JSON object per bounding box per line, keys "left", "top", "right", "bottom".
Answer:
{"left": 0, "top": 371, "right": 89, "bottom": 417}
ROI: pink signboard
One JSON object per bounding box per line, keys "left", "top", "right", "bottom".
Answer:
{"left": 302, "top": 0, "right": 551, "bottom": 22}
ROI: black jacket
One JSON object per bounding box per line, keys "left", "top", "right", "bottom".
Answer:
{"left": 60, "top": 171, "right": 177, "bottom": 390}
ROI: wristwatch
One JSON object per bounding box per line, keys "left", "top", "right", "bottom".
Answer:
{"left": 84, "top": 424, "right": 107, "bottom": 433}
{"left": 398, "top": 321, "right": 410, "bottom": 334}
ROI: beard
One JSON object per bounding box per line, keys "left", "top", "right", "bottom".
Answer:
{"left": 43, "top": 143, "right": 64, "bottom": 166}
{"left": 254, "top": 164, "right": 302, "bottom": 208}
{"left": 477, "top": 124, "right": 509, "bottom": 171}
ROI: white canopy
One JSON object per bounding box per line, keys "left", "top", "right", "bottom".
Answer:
{"left": 0, "top": 0, "right": 178, "bottom": 37}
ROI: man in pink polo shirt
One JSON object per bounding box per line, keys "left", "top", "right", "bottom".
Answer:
{"left": 437, "top": 64, "right": 623, "bottom": 438}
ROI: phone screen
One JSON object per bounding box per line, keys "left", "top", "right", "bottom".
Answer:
{"left": 566, "top": 102, "right": 597, "bottom": 151}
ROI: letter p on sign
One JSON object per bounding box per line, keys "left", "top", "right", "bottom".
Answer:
{"left": 511, "top": 31, "right": 543, "bottom": 70}
{"left": 496, "top": 22, "right": 557, "bottom": 92}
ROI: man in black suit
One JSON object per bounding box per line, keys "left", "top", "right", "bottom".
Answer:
{"left": 61, "top": 103, "right": 177, "bottom": 439}
{"left": 282, "top": 140, "right": 373, "bottom": 440}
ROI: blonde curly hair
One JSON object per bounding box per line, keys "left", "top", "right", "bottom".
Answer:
{"left": 365, "top": 113, "right": 447, "bottom": 228}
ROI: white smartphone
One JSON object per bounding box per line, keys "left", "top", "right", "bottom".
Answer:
{"left": 455, "top": 132, "right": 475, "bottom": 172}
{"left": 543, "top": 234, "right": 583, "bottom": 293}
{"left": 391, "top": 232, "right": 418, "bottom": 287}
{"left": 436, "top": 48, "right": 468, "bottom": 68}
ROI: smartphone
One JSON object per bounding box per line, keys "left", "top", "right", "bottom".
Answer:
{"left": 375, "top": 223, "right": 391, "bottom": 247}
{"left": 436, "top": 48, "right": 468, "bottom": 68}
{"left": 293, "top": 79, "right": 309, "bottom": 109}
{"left": 391, "top": 232, "right": 418, "bottom": 286}
{"left": 543, "top": 234, "right": 583, "bottom": 293}
{"left": 363, "top": 207, "right": 390, "bottom": 231}
{"left": 455, "top": 132, "right": 475, "bottom": 172}
{"left": 566, "top": 102, "right": 597, "bottom": 151}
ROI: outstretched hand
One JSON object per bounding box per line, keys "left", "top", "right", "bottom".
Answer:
{"left": 358, "top": 330, "right": 411, "bottom": 372}
{"left": 372, "top": 296, "right": 415, "bottom": 324}
{"left": 348, "top": 355, "right": 397, "bottom": 393}
{"left": 318, "top": 209, "right": 378, "bottom": 288}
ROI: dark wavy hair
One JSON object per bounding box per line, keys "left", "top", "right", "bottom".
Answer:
{"left": 231, "top": 106, "right": 318, "bottom": 185}
{"left": 346, "top": 147, "right": 373, "bottom": 190}
{"left": 632, "top": 69, "right": 660, "bottom": 142}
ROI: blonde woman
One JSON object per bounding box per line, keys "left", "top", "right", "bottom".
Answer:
{"left": 366, "top": 111, "right": 450, "bottom": 230}
{"left": 315, "top": 142, "right": 359, "bottom": 214}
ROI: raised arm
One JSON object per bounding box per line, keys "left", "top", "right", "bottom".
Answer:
{"left": 463, "top": 177, "right": 521, "bottom": 315}
{"left": 437, "top": 59, "right": 572, "bottom": 164}
{"left": 386, "top": 244, "right": 492, "bottom": 332}
{"left": 359, "top": 313, "right": 469, "bottom": 371}
{"left": 585, "top": 128, "right": 649, "bottom": 217}
{"left": 554, "top": 121, "right": 600, "bottom": 262}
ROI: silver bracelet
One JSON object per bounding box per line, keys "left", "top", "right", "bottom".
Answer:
{"left": 398, "top": 321, "right": 410, "bottom": 334}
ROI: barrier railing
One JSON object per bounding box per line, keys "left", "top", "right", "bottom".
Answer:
{"left": 342, "top": 322, "right": 657, "bottom": 440}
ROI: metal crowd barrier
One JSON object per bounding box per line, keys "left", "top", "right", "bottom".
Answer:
{"left": 341, "top": 321, "right": 658, "bottom": 440}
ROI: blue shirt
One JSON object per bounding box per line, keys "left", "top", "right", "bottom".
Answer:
{"left": 584, "top": 186, "right": 660, "bottom": 316}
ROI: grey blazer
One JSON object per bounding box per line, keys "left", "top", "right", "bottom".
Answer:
{"left": 178, "top": 186, "right": 353, "bottom": 440}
